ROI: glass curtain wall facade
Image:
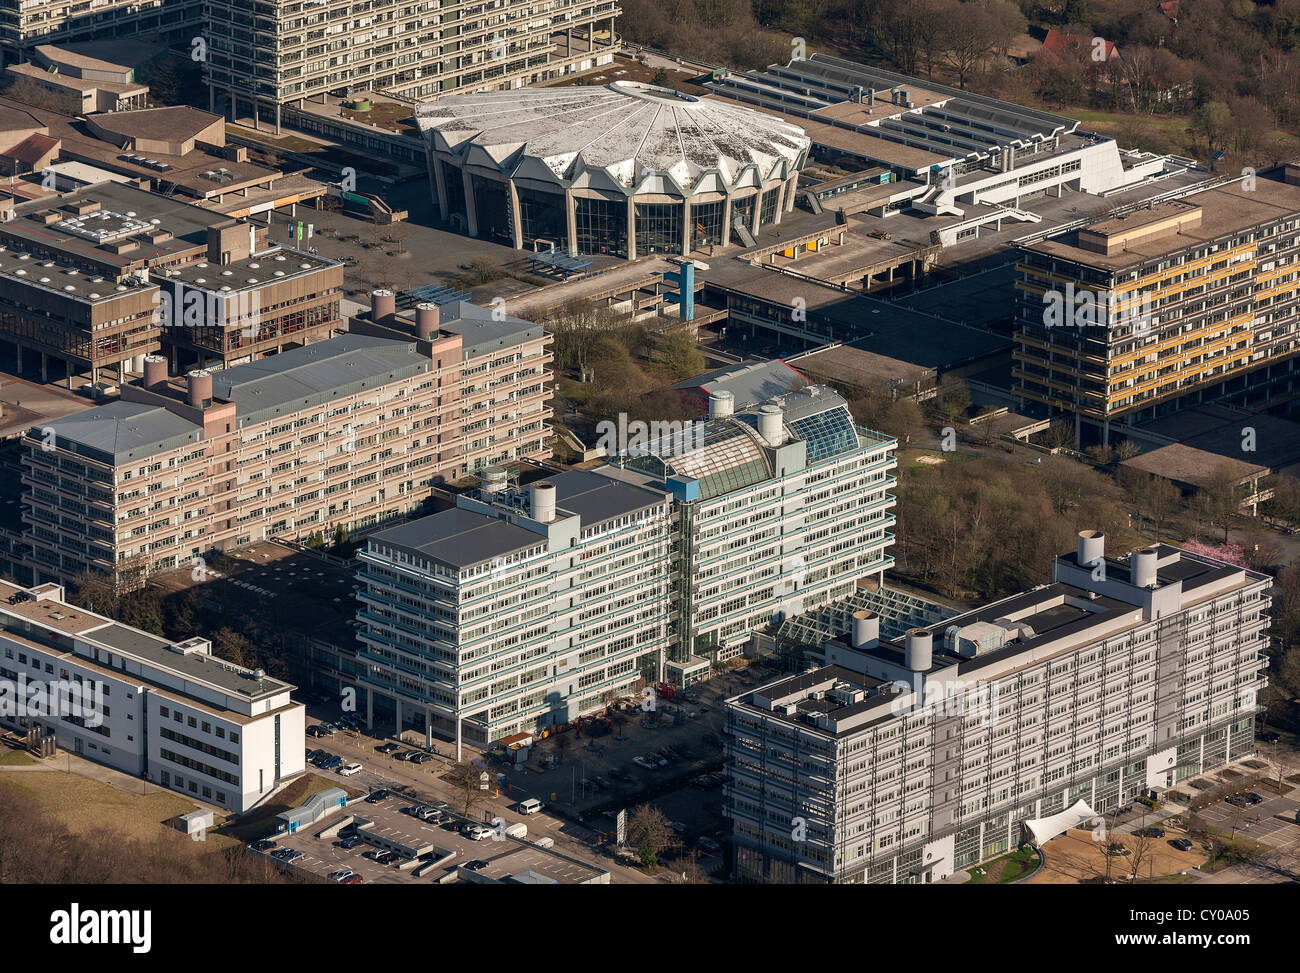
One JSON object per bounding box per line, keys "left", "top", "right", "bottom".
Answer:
{"left": 732, "top": 194, "right": 757, "bottom": 232}
{"left": 636, "top": 202, "right": 682, "bottom": 255}
{"left": 691, "top": 200, "right": 725, "bottom": 250}
{"left": 574, "top": 196, "right": 628, "bottom": 257}
{"left": 470, "top": 175, "right": 511, "bottom": 242}
{"left": 759, "top": 187, "right": 779, "bottom": 227}
{"left": 517, "top": 187, "right": 566, "bottom": 247}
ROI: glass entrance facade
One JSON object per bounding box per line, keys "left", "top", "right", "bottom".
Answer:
{"left": 691, "top": 199, "right": 725, "bottom": 251}
{"left": 635, "top": 201, "right": 682, "bottom": 255}
{"left": 575, "top": 196, "right": 627, "bottom": 257}
{"left": 517, "top": 186, "right": 566, "bottom": 247}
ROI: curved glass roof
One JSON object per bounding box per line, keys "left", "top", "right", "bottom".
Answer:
{"left": 624, "top": 420, "right": 772, "bottom": 501}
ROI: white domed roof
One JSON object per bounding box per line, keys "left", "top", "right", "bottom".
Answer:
{"left": 416, "top": 82, "right": 809, "bottom": 196}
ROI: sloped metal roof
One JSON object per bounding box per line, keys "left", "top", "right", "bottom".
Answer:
{"left": 39, "top": 399, "right": 201, "bottom": 464}
{"left": 416, "top": 82, "right": 809, "bottom": 196}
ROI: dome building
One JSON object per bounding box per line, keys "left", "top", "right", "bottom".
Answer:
{"left": 415, "top": 82, "right": 810, "bottom": 259}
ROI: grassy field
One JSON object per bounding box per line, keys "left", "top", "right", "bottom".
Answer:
{"left": 0, "top": 770, "right": 239, "bottom": 850}
{"left": 0, "top": 748, "right": 36, "bottom": 766}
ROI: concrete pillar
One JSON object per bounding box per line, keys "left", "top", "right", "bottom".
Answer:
{"left": 786, "top": 175, "right": 797, "bottom": 213}
{"left": 609, "top": 16, "right": 615, "bottom": 47}
{"left": 462, "top": 168, "right": 479, "bottom": 236}
{"left": 366, "top": 686, "right": 373, "bottom": 729}
{"left": 209, "top": 86, "right": 215, "bottom": 112}
{"left": 455, "top": 708, "right": 462, "bottom": 761}
{"left": 395, "top": 697, "right": 402, "bottom": 737}
{"left": 721, "top": 195, "right": 732, "bottom": 248}
{"left": 566, "top": 189, "right": 578, "bottom": 255}
{"left": 425, "top": 710, "right": 434, "bottom": 750}
{"left": 626, "top": 196, "right": 636, "bottom": 259}
{"left": 681, "top": 200, "right": 691, "bottom": 256}
{"left": 431, "top": 154, "right": 449, "bottom": 222}
{"left": 510, "top": 181, "right": 524, "bottom": 250}
{"left": 751, "top": 191, "right": 762, "bottom": 236}
{"left": 251, "top": 97, "right": 259, "bottom": 131}
{"left": 773, "top": 189, "right": 785, "bottom": 227}
{"left": 275, "top": 102, "right": 281, "bottom": 135}
{"left": 40, "top": 352, "right": 46, "bottom": 383}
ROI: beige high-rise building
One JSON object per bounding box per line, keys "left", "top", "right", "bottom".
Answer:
{"left": 204, "top": 0, "right": 622, "bottom": 133}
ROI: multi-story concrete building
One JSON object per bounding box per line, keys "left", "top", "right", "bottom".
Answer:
{"left": 357, "top": 469, "right": 674, "bottom": 754}
{"left": 0, "top": 182, "right": 342, "bottom": 384}
{"left": 21, "top": 330, "right": 463, "bottom": 581}
{"left": 350, "top": 291, "right": 553, "bottom": 475}
{"left": 0, "top": 577, "right": 304, "bottom": 812}
{"left": 0, "top": 3, "right": 202, "bottom": 64}
{"left": 1015, "top": 174, "right": 1300, "bottom": 444}
{"left": 204, "top": 0, "right": 622, "bottom": 133}
{"left": 609, "top": 384, "right": 897, "bottom": 677}
{"left": 724, "top": 534, "right": 1270, "bottom": 884}
{"left": 354, "top": 385, "right": 897, "bottom": 750}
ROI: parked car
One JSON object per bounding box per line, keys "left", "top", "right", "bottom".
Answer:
{"left": 633, "top": 756, "right": 657, "bottom": 770}
{"left": 517, "top": 798, "right": 544, "bottom": 815}
{"left": 697, "top": 836, "right": 722, "bottom": 854}
{"left": 280, "top": 850, "right": 305, "bottom": 865}
{"left": 250, "top": 839, "right": 277, "bottom": 852}
{"left": 330, "top": 868, "right": 354, "bottom": 882}
{"left": 658, "top": 747, "right": 678, "bottom": 763}
{"left": 364, "top": 789, "right": 389, "bottom": 803}
{"left": 376, "top": 851, "right": 398, "bottom": 864}
{"left": 464, "top": 860, "right": 489, "bottom": 871}
{"left": 335, "top": 835, "right": 362, "bottom": 849}
{"left": 307, "top": 726, "right": 326, "bottom": 738}
{"left": 318, "top": 723, "right": 339, "bottom": 735}
{"left": 1245, "top": 792, "right": 1265, "bottom": 805}
{"left": 1170, "top": 838, "right": 1195, "bottom": 852}
{"left": 404, "top": 804, "right": 427, "bottom": 816}
{"left": 338, "top": 761, "right": 363, "bottom": 777}
{"left": 394, "top": 750, "right": 415, "bottom": 762}
{"left": 344, "top": 874, "right": 365, "bottom": 884}
{"left": 1226, "top": 795, "right": 1250, "bottom": 808}
{"left": 412, "top": 752, "right": 434, "bottom": 764}
{"left": 1136, "top": 827, "right": 1165, "bottom": 838}
{"left": 1258, "top": 731, "right": 1281, "bottom": 743}
{"left": 610, "top": 770, "right": 635, "bottom": 783}
{"left": 363, "top": 849, "right": 383, "bottom": 860}
{"left": 376, "top": 742, "right": 400, "bottom": 754}
{"left": 463, "top": 824, "right": 493, "bottom": 841}
{"left": 668, "top": 821, "right": 688, "bottom": 835}
{"left": 416, "top": 807, "right": 442, "bottom": 822}
{"left": 654, "top": 755, "right": 669, "bottom": 768}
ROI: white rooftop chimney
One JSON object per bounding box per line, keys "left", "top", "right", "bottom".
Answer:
{"left": 530, "top": 481, "right": 556, "bottom": 523}
{"left": 851, "top": 611, "right": 879, "bottom": 650}
{"left": 709, "top": 389, "right": 734, "bottom": 419}
{"left": 757, "top": 404, "right": 785, "bottom": 446}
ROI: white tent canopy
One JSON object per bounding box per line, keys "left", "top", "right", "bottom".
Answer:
{"left": 1024, "top": 798, "right": 1098, "bottom": 846}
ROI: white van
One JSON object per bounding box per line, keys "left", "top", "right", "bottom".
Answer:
{"left": 518, "top": 798, "right": 543, "bottom": 815}
{"left": 338, "top": 762, "right": 363, "bottom": 777}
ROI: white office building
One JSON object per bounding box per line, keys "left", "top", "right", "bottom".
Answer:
{"left": 355, "top": 385, "right": 898, "bottom": 751}
{"left": 725, "top": 534, "right": 1270, "bottom": 883}
{"left": 0, "top": 579, "right": 305, "bottom": 813}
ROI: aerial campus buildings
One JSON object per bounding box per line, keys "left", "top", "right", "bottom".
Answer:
{"left": 354, "top": 386, "right": 897, "bottom": 754}
{"left": 724, "top": 533, "right": 1271, "bottom": 884}
{"left": 1015, "top": 174, "right": 1300, "bottom": 443}
{"left": 415, "top": 52, "right": 1170, "bottom": 258}
{"left": 415, "top": 82, "right": 811, "bottom": 256}
{"left": 0, "top": 576, "right": 305, "bottom": 813}
{"left": 12, "top": 295, "right": 552, "bottom": 585}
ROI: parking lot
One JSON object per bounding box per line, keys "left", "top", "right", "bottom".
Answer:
{"left": 253, "top": 788, "right": 609, "bottom": 884}
{"left": 1186, "top": 785, "right": 1300, "bottom": 885}
{"left": 287, "top": 661, "right": 786, "bottom": 880}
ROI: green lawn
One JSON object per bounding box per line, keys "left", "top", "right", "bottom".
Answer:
{"left": 967, "top": 846, "right": 1040, "bottom": 884}
{"left": 0, "top": 748, "right": 36, "bottom": 766}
